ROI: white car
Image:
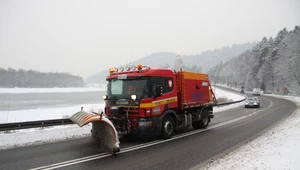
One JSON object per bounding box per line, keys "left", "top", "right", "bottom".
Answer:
{"left": 252, "top": 88, "right": 261, "bottom": 96}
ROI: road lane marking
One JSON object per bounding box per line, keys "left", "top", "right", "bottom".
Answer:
{"left": 31, "top": 98, "right": 273, "bottom": 170}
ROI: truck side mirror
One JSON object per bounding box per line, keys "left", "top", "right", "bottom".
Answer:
{"left": 153, "top": 84, "right": 163, "bottom": 98}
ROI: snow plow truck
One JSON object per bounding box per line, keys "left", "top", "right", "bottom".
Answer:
{"left": 71, "top": 64, "right": 217, "bottom": 155}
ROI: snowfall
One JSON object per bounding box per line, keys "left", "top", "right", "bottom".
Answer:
{"left": 0, "top": 87, "right": 299, "bottom": 170}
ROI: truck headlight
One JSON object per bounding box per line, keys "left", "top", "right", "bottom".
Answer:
{"left": 131, "top": 94, "right": 137, "bottom": 101}
{"left": 103, "top": 95, "right": 108, "bottom": 100}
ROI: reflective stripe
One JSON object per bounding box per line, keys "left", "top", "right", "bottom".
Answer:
{"left": 140, "top": 96, "right": 177, "bottom": 108}
{"left": 183, "top": 72, "right": 208, "bottom": 80}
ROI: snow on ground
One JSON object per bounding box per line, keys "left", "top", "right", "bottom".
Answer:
{"left": 214, "top": 87, "right": 244, "bottom": 101}
{"left": 214, "top": 102, "right": 245, "bottom": 113}
{"left": 199, "top": 93, "right": 300, "bottom": 170}
{"left": 0, "top": 87, "right": 244, "bottom": 150}
{"left": 0, "top": 87, "right": 105, "bottom": 94}
{"left": 0, "top": 125, "right": 92, "bottom": 150}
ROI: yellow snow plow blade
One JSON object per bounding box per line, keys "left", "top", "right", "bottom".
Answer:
{"left": 70, "top": 110, "right": 120, "bottom": 155}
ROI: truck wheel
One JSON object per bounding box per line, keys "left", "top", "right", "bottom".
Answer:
{"left": 161, "top": 116, "right": 175, "bottom": 139}
{"left": 192, "top": 109, "right": 209, "bottom": 129}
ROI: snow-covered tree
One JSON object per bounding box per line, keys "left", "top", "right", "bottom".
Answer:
{"left": 208, "top": 26, "right": 300, "bottom": 95}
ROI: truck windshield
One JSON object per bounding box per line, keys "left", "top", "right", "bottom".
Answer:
{"left": 107, "top": 78, "right": 147, "bottom": 99}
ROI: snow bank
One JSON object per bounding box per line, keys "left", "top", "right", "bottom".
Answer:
{"left": 0, "top": 125, "right": 92, "bottom": 150}
{"left": 213, "top": 88, "right": 246, "bottom": 113}
{"left": 200, "top": 95, "right": 300, "bottom": 170}
{"left": 214, "top": 88, "right": 244, "bottom": 101}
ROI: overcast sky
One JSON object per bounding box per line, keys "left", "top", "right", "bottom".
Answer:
{"left": 0, "top": 0, "right": 299, "bottom": 78}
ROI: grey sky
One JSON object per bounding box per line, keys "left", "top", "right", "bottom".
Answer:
{"left": 0, "top": 0, "right": 299, "bottom": 78}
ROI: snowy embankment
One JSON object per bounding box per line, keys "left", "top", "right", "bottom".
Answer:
{"left": 0, "top": 87, "right": 244, "bottom": 150}
{"left": 199, "top": 92, "right": 300, "bottom": 170}
{"left": 213, "top": 88, "right": 246, "bottom": 112}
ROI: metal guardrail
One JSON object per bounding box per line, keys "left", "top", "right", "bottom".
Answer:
{"left": 215, "top": 96, "right": 247, "bottom": 107}
{"left": 0, "top": 97, "right": 247, "bottom": 132}
{"left": 0, "top": 118, "right": 74, "bottom": 131}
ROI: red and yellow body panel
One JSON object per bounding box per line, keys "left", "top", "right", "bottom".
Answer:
{"left": 177, "top": 71, "right": 214, "bottom": 109}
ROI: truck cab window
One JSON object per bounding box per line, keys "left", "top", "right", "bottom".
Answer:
{"left": 147, "top": 77, "right": 173, "bottom": 97}
{"left": 111, "top": 79, "right": 123, "bottom": 95}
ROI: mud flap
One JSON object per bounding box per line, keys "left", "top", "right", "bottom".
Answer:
{"left": 70, "top": 110, "right": 120, "bottom": 155}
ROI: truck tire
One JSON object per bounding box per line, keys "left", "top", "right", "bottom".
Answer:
{"left": 161, "top": 116, "right": 175, "bottom": 139}
{"left": 192, "top": 109, "right": 209, "bottom": 129}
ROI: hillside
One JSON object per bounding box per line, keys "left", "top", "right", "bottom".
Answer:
{"left": 209, "top": 26, "right": 300, "bottom": 95}
{"left": 0, "top": 68, "right": 85, "bottom": 88}
{"left": 87, "top": 43, "right": 255, "bottom": 83}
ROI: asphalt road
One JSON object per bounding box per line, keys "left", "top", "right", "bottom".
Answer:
{"left": 0, "top": 87, "right": 296, "bottom": 170}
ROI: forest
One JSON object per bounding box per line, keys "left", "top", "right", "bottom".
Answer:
{"left": 0, "top": 68, "right": 85, "bottom": 87}
{"left": 209, "top": 26, "right": 300, "bottom": 95}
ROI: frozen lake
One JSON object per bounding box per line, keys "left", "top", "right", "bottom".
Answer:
{"left": 0, "top": 91, "right": 106, "bottom": 111}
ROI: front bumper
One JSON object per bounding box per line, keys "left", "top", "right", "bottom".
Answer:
{"left": 135, "top": 117, "right": 162, "bottom": 137}
{"left": 245, "top": 104, "right": 259, "bottom": 108}
{"left": 111, "top": 116, "right": 162, "bottom": 137}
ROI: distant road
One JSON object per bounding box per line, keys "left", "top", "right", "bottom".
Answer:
{"left": 0, "top": 87, "right": 296, "bottom": 170}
